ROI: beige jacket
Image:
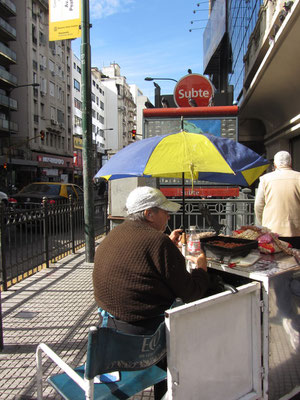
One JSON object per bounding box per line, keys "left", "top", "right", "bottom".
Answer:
{"left": 254, "top": 166, "right": 300, "bottom": 237}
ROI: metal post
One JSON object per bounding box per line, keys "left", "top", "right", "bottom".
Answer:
{"left": 42, "top": 198, "right": 50, "bottom": 268}
{"left": 81, "top": 0, "right": 95, "bottom": 262}
{"left": 0, "top": 202, "right": 7, "bottom": 291}
{"left": 7, "top": 91, "right": 12, "bottom": 194}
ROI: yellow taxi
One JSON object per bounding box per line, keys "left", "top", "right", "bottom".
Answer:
{"left": 9, "top": 182, "right": 84, "bottom": 206}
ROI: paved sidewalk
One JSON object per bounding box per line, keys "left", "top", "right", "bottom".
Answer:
{"left": 0, "top": 242, "right": 154, "bottom": 399}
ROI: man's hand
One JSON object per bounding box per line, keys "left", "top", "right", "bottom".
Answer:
{"left": 186, "top": 250, "right": 207, "bottom": 272}
{"left": 169, "top": 229, "right": 183, "bottom": 246}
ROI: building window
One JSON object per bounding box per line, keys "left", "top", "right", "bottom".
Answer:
{"left": 49, "top": 59, "right": 55, "bottom": 73}
{"left": 74, "top": 79, "right": 80, "bottom": 91}
{"left": 49, "top": 81, "right": 55, "bottom": 97}
{"left": 57, "top": 109, "right": 64, "bottom": 124}
{"left": 40, "top": 103, "right": 44, "bottom": 119}
{"left": 75, "top": 115, "right": 82, "bottom": 127}
{"left": 32, "top": 25, "right": 37, "bottom": 45}
{"left": 74, "top": 98, "right": 82, "bottom": 110}
{"left": 40, "top": 78, "right": 47, "bottom": 95}
{"left": 50, "top": 106, "right": 56, "bottom": 121}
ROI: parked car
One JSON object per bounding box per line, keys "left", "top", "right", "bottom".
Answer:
{"left": 0, "top": 190, "right": 8, "bottom": 206}
{"left": 9, "top": 182, "right": 84, "bottom": 207}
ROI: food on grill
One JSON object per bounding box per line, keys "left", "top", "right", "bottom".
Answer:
{"left": 208, "top": 240, "right": 245, "bottom": 249}
{"left": 233, "top": 228, "right": 261, "bottom": 240}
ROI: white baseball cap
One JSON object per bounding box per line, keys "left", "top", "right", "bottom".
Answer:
{"left": 126, "top": 186, "right": 181, "bottom": 215}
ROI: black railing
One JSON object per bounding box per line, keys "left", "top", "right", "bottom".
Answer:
{"left": 0, "top": 196, "right": 108, "bottom": 291}
{"left": 165, "top": 197, "right": 256, "bottom": 235}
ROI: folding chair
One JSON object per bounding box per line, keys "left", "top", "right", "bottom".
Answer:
{"left": 36, "top": 321, "right": 167, "bottom": 400}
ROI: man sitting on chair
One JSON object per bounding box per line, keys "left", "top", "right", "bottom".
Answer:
{"left": 93, "top": 186, "right": 209, "bottom": 399}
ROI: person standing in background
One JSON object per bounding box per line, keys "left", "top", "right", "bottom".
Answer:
{"left": 254, "top": 150, "right": 300, "bottom": 249}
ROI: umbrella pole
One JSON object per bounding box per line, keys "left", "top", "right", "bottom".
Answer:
{"left": 181, "top": 172, "right": 187, "bottom": 257}
{"left": 182, "top": 172, "right": 185, "bottom": 231}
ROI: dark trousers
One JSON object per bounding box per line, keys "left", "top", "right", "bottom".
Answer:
{"left": 105, "top": 315, "right": 167, "bottom": 400}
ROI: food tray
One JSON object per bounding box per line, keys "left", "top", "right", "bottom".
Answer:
{"left": 201, "top": 235, "right": 258, "bottom": 258}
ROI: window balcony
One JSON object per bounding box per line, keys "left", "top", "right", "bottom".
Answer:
{"left": 0, "top": 117, "right": 18, "bottom": 133}
{"left": 0, "top": 0, "right": 17, "bottom": 17}
{"left": 0, "top": 41, "right": 17, "bottom": 65}
{"left": 0, "top": 68, "right": 17, "bottom": 88}
{"left": 0, "top": 16, "right": 16, "bottom": 40}
{"left": 0, "top": 93, "right": 17, "bottom": 110}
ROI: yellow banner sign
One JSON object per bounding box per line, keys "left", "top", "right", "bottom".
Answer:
{"left": 74, "top": 136, "right": 83, "bottom": 149}
{"left": 49, "top": 0, "right": 81, "bottom": 41}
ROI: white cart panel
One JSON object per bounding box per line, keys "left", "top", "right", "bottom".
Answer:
{"left": 165, "top": 282, "right": 262, "bottom": 400}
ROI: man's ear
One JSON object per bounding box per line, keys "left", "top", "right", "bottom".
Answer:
{"left": 144, "top": 209, "right": 153, "bottom": 222}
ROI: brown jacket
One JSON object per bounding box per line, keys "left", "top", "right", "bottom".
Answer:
{"left": 93, "top": 219, "right": 209, "bottom": 323}
{"left": 254, "top": 166, "right": 300, "bottom": 236}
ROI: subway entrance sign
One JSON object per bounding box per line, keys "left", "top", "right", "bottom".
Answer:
{"left": 174, "top": 74, "right": 215, "bottom": 107}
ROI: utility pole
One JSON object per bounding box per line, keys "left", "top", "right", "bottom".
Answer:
{"left": 81, "top": 0, "right": 95, "bottom": 262}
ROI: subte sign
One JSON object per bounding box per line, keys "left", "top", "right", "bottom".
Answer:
{"left": 173, "top": 73, "right": 215, "bottom": 107}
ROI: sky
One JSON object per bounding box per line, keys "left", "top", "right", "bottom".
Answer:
{"left": 72, "top": 0, "right": 209, "bottom": 104}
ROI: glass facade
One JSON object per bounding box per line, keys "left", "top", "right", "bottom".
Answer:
{"left": 228, "top": 0, "right": 263, "bottom": 102}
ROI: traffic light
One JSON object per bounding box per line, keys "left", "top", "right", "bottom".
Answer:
{"left": 3, "top": 162, "right": 7, "bottom": 169}
{"left": 40, "top": 130, "right": 45, "bottom": 140}
{"left": 131, "top": 129, "right": 136, "bottom": 140}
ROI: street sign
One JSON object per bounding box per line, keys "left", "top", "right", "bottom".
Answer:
{"left": 49, "top": 0, "right": 81, "bottom": 41}
{"left": 173, "top": 74, "right": 215, "bottom": 107}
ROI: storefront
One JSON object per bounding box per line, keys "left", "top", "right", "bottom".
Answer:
{"left": 34, "top": 153, "right": 74, "bottom": 183}
{"left": 0, "top": 156, "right": 38, "bottom": 192}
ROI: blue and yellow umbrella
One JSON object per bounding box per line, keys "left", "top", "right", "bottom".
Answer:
{"left": 95, "top": 131, "right": 269, "bottom": 187}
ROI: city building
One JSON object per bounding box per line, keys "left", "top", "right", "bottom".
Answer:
{"left": 98, "top": 63, "right": 136, "bottom": 152}
{"left": 0, "top": 0, "right": 19, "bottom": 190}
{"left": 203, "top": 0, "right": 300, "bottom": 169}
{"left": 129, "top": 84, "right": 150, "bottom": 141}
{"left": 72, "top": 54, "right": 108, "bottom": 183}
{"left": 11, "top": 0, "right": 73, "bottom": 186}
{"left": 0, "top": 0, "right": 74, "bottom": 189}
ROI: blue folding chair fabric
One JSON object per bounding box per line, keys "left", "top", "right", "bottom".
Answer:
{"left": 37, "top": 322, "right": 167, "bottom": 400}
{"left": 48, "top": 364, "right": 166, "bottom": 400}
{"left": 85, "top": 322, "right": 166, "bottom": 377}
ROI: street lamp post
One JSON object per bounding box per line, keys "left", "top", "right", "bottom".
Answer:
{"left": 7, "top": 83, "right": 40, "bottom": 194}
{"left": 144, "top": 77, "right": 178, "bottom": 83}
{"left": 144, "top": 77, "right": 178, "bottom": 108}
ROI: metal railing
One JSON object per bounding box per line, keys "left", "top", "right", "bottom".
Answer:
{"left": 0, "top": 194, "right": 254, "bottom": 351}
{"left": 0, "top": 196, "right": 108, "bottom": 291}
{"left": 0, "top": 195, "right": 255, "bottom": 289}
{"left": 166, "top": 197, "right": 255, "bottom": 235}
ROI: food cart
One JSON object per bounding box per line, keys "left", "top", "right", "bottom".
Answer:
{"left": 165, "top": 245, "right": 300, "bottom": 400}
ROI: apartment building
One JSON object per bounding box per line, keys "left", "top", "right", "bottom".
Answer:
{"left": 72, "top": 53, "right": 107, "bottom": 184}
{"left": 97, "top": 63, "right": 136, "bottom": 152}
{"left": 204, "top": 0, "right": 300, "bottom": 169}
{"left": 0, "top": 0, "right": 20, "bottom": 189}
{"left": 0, "top": 0, "right": 74, "bottom": 190}
{"left": 130, "top": 84, "right": 150, "bottom": 141}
